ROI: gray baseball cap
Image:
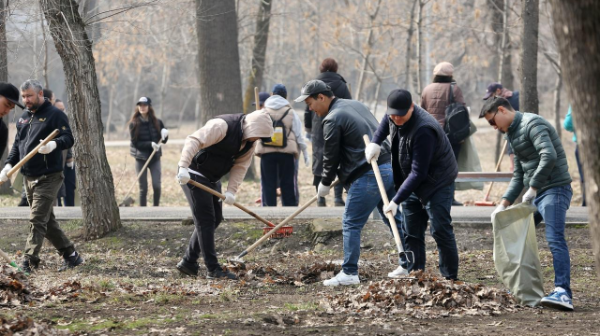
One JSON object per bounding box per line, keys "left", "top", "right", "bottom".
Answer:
{"left": 294, "top": 80, "right": 332, "bottom": 103}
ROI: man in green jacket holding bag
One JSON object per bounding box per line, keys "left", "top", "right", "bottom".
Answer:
{"left": 480, "top": 96, "right": 573, "bottom": 311}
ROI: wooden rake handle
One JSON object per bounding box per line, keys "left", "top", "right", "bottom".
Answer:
{"left": 363, "top": 135, "right": 405, "bottom": 255}
{"left": 237, "top": 180, "right": 340, "bottom": 259}
{"left": 187, "top": 179, "right": 275, "bottom": 228}
{"left": 120, "top": 139, "right": 165, "bottom": 203}
{"left": 0, "top": 129, "right": 60, "bottom": 185}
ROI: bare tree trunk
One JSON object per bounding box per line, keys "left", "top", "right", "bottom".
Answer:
{"left": 521, "top": 0, "right": 539, "bottom": 114}
{"left": 41, "top": 0, "right": 121, "bottom": 240}
{"left": 553, "top": 74, "right": 562, "bottom": 139}
{"left": 0, "top": 0, "right": 11, "bottom": 194}
{"left": 550, "top": 0, "right": 600, "bottom": 277}
{"left": 356, "top": 0, "right": 382, "bottom": 100}
{"left": 355, "top": 28, "right": 373, "bottom": 100}
{"left": 415, "top": 0, "right": 425, "bottom": 98}
{"left": 105, "top": 86, "right": 115, "bottom": 140}
{"left": 242, "top": 0, "right": 272, "bottom": 114}
{"left": 39, "top": 2, "right": 49, "bottom": 88}
{"left": 404, "top": 0, "right": 418, "bottom": 89}
{"left": 372, "top": 80, "right": 381, "bottom": 115}
{"left": 158, "top": 54, "right": 169, "bottom": 119}
{"left": 196, "top": 0, "right": 243, "bottom": 121}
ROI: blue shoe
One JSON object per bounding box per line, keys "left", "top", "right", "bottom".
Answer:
{"left": 540, "top": 287, "right": 573, "bottom": 311}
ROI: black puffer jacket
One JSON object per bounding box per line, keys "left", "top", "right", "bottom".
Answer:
{"left": 129, "top": 116, "right": 168, "bottom": 161}
{"left": 321, "top": 98, "right": 391, "bottom": 189}
{"left": 6, "top": 100, "right": 74, "bottom": 177}
{"left": 304, "top": 71, "right": 352, "bottom": 176}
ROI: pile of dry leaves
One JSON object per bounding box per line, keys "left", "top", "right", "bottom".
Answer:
{"left": 0, "top": 265, "right": 32, "bottom": 307}
{"left": 0, "top": 315, "right": 69, "bottom": 336}
{"left": 321, "top": 270, "right": 523, "bottom": 318}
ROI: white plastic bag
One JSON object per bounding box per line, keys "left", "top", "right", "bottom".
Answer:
{"left": 492, "top": 202, "right": 544, "bottom": 306}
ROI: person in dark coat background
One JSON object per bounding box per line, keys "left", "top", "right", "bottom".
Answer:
{"left": 129, "top": 97, "right": 169, "bottom": 206}
{"left": 304, "top": 58, "right": 352, "bottom": 206}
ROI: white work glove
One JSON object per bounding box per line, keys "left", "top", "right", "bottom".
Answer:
{"left": 161, "top": 128, "right": 169, "bottom": 141}
{"left": 491, "top": 204, "right": 507, "bottom": 221}
{"left": 317, "top": 182, "right": 331, "bottom": 198}
{"left": 66, "top": 161, "right": 74, "bottom": 169}
{"left": 522, "top": 187, "right": 537, "bottom": 203}
{"left": 177, "top": 167, "right": 190, "bottom": 185}
{"left": 365, "top": 143, "right": 381, "bottom": 164}
{"left": 0, "top": 164, "right": 12, "bottom": 182}
{"left": 384, "top": 200, "right": 399, "bottom": 217}
{"left": 151, "top": 142, "right": 161, "bottom": 151}
{"left": 38, "top": 140, "right": 57, "bottom": 154}
{"left": 224, "top": 191, "right": 236, "bottom": 205}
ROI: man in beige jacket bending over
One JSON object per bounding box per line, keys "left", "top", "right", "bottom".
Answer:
{"left": 175, "top": 111, "right": 273, "bottom": 279}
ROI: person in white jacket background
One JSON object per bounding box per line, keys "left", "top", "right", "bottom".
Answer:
{"left": 255, "top": 84, "right": 308, "bottom": 206}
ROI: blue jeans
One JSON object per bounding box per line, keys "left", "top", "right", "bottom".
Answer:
{"left": 341, "top": 163, "right": 404, "bottom": 275}
{"left": 533, "top": 185, "right": 573, "bottom": 298}
{"left": 401, "top": 185, "right": 459, "bottom": 279}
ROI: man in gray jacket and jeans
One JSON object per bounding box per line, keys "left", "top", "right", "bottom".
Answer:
{"left": 481, "top": 97, "right": 573, "bottom": 311}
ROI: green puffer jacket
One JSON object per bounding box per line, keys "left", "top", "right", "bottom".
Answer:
{"left": 502, "top": 112, "right": 572, "bottom": 203}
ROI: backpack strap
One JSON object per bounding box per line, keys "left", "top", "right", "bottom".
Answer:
{"left": 448, "top": 82, "right": 456, "bottom": 105}
{"left": 277, "top": 108, "right": 291, "bottom": 124}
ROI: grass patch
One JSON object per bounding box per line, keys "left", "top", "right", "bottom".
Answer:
{"left": 284, "top": 302, "right": 319, "bottom": 311}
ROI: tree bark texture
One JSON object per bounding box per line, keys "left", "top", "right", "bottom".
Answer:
{"left": 550, "top": 0, "right": 600, "bottom": 277}
{"left": 41, "top": 0, "right": 121, "bottom": 240}
{"left": 404, "top": 0, "right": 418, "bottom": 90}
{"left": 196, "top": 0, "right": 243, "bottom": 121}
{"left": 415, "top": 0, "right": 425, "bottom": 98}
{"left": 242, "top": 0, "right": 272, "bottom": 114}
{"left": 0, "top": 0, "right": 12, "bottom": 194}
{"left": 520, "top": 0, "right": 539, "bottom": 114}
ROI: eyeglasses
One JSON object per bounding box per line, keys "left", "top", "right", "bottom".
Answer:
{"left": 488, "top": 109, "right": 499, "bottom": 126}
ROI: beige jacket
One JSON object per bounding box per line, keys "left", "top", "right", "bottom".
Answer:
{"left": 178, "top": 111, "right": 273, "bottom": 195}
{"left": 255, "top": 105, "right": 299, "bottom": 157}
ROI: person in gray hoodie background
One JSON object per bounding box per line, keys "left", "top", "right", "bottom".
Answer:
{"left": 255, "top": 84, "right": 308, "bottom": 206}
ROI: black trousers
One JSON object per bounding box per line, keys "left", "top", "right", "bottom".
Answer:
{"left": 260, "top": 152, "right": 298, "bottom": 206}
{"left": 58, "top": 165, "right": 76, "bottom": 206}
{"left": 181, "top": 174, "right": 223, "bottom": 272}
{"left": 135, "top": 157, "right": 161, "bottom": 206}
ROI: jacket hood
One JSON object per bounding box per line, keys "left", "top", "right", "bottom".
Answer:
{"left": 242, "top": 110, "right": 274, "bottom": 139}
{"left": 264, "top": 95, "right": 290, "bottom": 110}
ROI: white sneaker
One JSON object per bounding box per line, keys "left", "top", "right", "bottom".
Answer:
{"left": 323, "top": 270, "right": 360, "bottom": 287}
{"left": 387, "top": 266, "right": 409, "bottom": 278}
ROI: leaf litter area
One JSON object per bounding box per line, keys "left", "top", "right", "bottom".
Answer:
{"left": 0, "top": 220, "right": 598, "bottom": 335}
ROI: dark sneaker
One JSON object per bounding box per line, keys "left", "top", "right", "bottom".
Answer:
{"left": 22, "top": 258, "right": 39, "bottom": 274}
{"left": 334, "top": 198, "right": 345, "bottom": 207}
{"left": 541, "top": 287, "right": 574, "bottom": 311}
{"left": 176, "top": 258, "right": 199, "bottom": 276}
{"left": 207, "top": 268, "right": 238, "bottom": 280}
{"left": 317, "top": 197, "right": 326, "bottom": 207}
{"left": 58, "top": 252, "right": 84, "bottom": 272}
{"left": 451, "top": 199, "right": 463, "bottom": 206}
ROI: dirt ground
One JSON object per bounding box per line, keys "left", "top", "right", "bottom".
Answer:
{"left": 0, "top": 218, "right": 597, "bottom": 335}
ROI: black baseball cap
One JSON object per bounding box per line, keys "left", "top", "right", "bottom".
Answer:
{"left": 137, "top": 96, "right": 152, "bottom": 105}
{"left": 386, "top": 89, "right": 413, "bottom": 116}
{"left": 294, "top": 80, "right": 332, "bottom": 103}
{"left": 252, "top": 92, "right": 270, "bottom": 106}
{"left": 0, "top": 82, "right": 24, "bottom": 109}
